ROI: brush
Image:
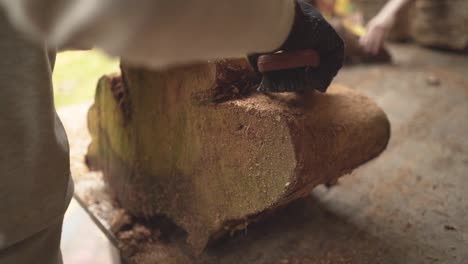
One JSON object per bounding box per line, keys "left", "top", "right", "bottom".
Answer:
{"left": 256, "top": 49, "right": 320, "bottom": 93}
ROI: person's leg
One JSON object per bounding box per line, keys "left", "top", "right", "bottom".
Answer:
{"left": 0, "top": 9, "right": 72, "bottom": 264}
{"left": 0, "top": 217, "right": 64, "bottom": 264}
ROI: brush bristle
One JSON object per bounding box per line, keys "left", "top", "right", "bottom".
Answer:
{"left": 258, "top": 69, "right": 308, "bottom": 93}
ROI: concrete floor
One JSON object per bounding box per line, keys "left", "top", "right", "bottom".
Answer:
{"left": 60, "top": 43, "right": 468, "bottom": 264}
{"left": 61, "top": 199, "right": 120, "bottom": 264}
{"left": 319, "top": 44, "right": 468, "bottom": 263}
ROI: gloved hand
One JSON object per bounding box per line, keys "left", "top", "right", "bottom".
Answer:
{"left": 249, "top": 0, "right": 344, "bottom": 93}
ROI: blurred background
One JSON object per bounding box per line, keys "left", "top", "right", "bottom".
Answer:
{"left": 53, "top": 50, "right": 119, "bottom": 108}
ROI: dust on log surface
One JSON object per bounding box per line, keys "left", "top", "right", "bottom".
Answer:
{"left": 86, "top": 58, "right": 390, "bottom": 253}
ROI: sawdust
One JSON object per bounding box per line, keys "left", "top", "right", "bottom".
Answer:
{"left": 210, "top": 59, "right": 260, "bottom": 103}
{"left": 110, "top": 209, "right": 132, "bottom": 234}
{"left": 117, "top": 223, "right": 159, "bottom": 260}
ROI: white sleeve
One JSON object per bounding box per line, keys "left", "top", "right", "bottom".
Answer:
{"left": 0, "top": 0, "right": 294, "bottom": 68}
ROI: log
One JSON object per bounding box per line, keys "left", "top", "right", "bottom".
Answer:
{"left": 86, "top": 59, "right": 390, "bottom": 253}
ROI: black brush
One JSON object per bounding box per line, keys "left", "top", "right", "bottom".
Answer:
{"left": 257, "top": 49, "right": 320, "bottom": 93}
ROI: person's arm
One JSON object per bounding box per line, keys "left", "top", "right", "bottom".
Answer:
{"left": 359, "top": 0, "right": 414, "bottom": 55}
{"left": 0, "top": 0, "right": 295, "bottom": 68}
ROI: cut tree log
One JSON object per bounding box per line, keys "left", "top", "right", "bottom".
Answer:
{"left": 86, "top": 59, "right": 390, "bottom": 253}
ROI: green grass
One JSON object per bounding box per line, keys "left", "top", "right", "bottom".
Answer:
{"left": 53, "top": 50, "right": 119, "bottom": 108}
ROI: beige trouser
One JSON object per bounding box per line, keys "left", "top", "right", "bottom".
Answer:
{"left": 0, "top": 217, "right": 64, "bottom": 264}
{"left": 0, "top": 9, "right": 72, "bottom": 264}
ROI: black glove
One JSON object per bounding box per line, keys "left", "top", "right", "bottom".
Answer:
{"left": 249, "top": 0, "right": 344, "bottom": 93}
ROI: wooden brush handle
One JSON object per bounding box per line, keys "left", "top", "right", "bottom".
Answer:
{"left": 257, "top": 49, "right": 320, "bottom": 73}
